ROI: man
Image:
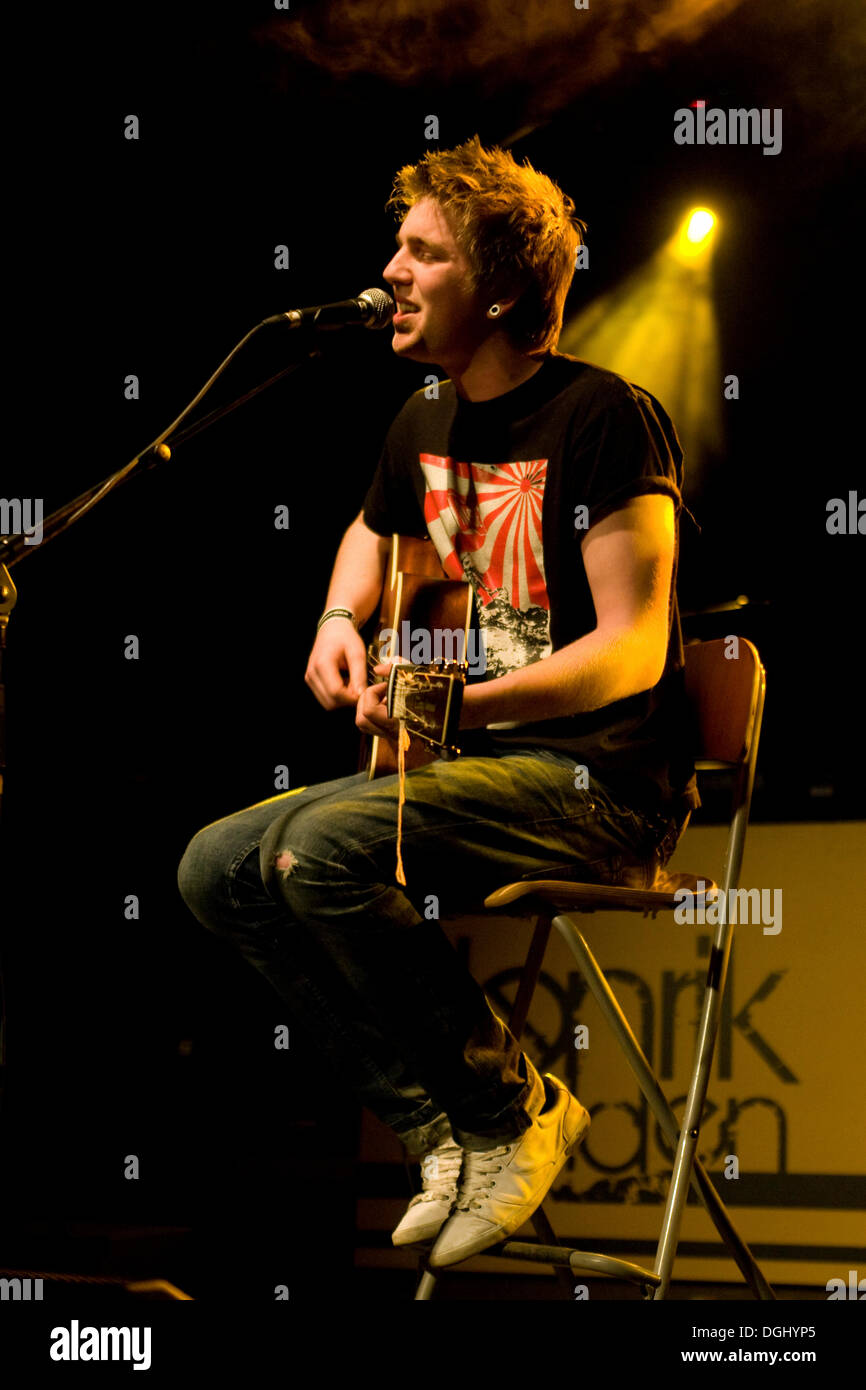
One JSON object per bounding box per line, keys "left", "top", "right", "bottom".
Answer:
{"left": 177, "top": 137, "right": 699, "bottom": 1271}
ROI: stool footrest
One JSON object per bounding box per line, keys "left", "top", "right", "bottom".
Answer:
{"left": 485, "top": 872, "right": 717, "bottom": 914}
{"left": 487, "top": 1240, "right": 661, "bottom": 1288}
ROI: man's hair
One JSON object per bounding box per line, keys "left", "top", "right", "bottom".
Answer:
{"left": 386, "top": 136, "right": 586, "bottom": 355}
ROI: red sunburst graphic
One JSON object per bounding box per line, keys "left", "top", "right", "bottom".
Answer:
{"left": 421, "top": 455, "right": 549, "bottom": 611}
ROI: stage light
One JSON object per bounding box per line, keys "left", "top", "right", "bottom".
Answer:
{"left": 687, "top": 208, "right": 715, "bottom": 243}
{"left": 559, "top": 203, "right": 723, "bottom": 488}
{"left": 676, "top": 207, "right": 718, "bottom": 261}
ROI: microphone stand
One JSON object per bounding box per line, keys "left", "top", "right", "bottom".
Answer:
{"left": 0, "top": 315, "right": 343, "bottom": 806}
{"left": 0, "top": 312, "right": 360, "bottom": 1108}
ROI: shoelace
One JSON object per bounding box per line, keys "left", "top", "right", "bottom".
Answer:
{"left": 454, "top": 1146, "right": 510, "bottom": 1212}
{"left": 409, "top": 1139, "right": 464, "bottom": 1207}
{"left": 395, "top": 720, "right": 411, "bottom": 885}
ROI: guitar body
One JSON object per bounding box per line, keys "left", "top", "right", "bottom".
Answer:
{"left": 360, "top": 535, "right": 474, "bottom": 779}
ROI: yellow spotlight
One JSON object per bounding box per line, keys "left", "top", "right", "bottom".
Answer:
{"left": 687, "top": 208, "right": 715, "bottom": 242}
{"left": 559, "top": 201, "right": 723, "bottom": 489}
{"left": 676, "top": 207, "right": 718, "bottom": 261}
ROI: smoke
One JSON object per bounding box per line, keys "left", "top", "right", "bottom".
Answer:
{"left": 260, "top": 0, "right": 866, "bottom": 155}
{"left": 262, "top": 0, "right": 743, "bottom": 108}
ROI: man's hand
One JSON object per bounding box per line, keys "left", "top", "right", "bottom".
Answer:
{"left": 304, "top": 619, "right": 369, "bottom": 710}
{"left": 304, "top": 511, "right": 391, "bottom": 708}
{"left": 305, "top": 634, "right": 402, "bottom": 744}
{"left": 355, "top": 676, "right": 402, "bottom": 742}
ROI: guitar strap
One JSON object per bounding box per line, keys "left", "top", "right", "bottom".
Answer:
{"left": 395, "top": 719, "right": 411, "bottom": 886}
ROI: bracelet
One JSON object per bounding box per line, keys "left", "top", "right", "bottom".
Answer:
{"left": 316, "top": 607, "right": 359, "bottom": 633}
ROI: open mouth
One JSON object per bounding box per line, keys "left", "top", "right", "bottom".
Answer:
{"left": 394, "top": 300, "right": 419, "bottom": 322}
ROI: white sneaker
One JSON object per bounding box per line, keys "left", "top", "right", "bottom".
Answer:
{"left": 391, "top": 1136, "right": 464, "bottom": 1246}
{"left": 428, "top": 1074, "right": 590, "bottom": 1268}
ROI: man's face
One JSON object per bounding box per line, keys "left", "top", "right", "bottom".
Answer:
{"left": 381, "top": 197, "right": 488, "bottom": 367}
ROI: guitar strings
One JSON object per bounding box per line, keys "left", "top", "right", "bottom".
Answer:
{"left": 395, "top": 720, "right": 411, "bottom": 887}
{"left": 365, "top": 647, "right": 409, "bottom": 884}
{"left": 364, "top": 650, "right": 456, "bottom": 886}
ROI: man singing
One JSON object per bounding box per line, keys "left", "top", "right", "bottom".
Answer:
{"left": 178, "top": 136, "right": 699, "bottom": 1270}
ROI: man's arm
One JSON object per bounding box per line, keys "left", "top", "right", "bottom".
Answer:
{"left": 321, "top": 509, "right": 391, "bottom": 624}
{"left": 458, "top": 493, "right": 676, "bottom": 729}
{"left": 305, "top": 510, "right": 391, "bottom": 710}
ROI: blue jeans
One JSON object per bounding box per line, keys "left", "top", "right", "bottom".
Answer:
{"left": 177, "top": 739, "right": 686, "bottom": 1154}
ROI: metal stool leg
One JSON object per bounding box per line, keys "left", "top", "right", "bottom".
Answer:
{"left": 552, "top": 911, "right": 774, "bottom": 1299}
{"left": 414, "top": 1265, "right": 438, "bottom": 1300}
{"left": 505, "top": 913, "right": 552, "bottom": 1040}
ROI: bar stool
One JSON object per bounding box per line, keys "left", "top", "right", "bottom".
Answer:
{"left": 413, "top": 637, "right": 774, "bottom": 1301}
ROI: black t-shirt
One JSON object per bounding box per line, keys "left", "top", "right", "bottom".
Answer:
{"left": 362, "top": 350, "right": 700, "bottom": 817}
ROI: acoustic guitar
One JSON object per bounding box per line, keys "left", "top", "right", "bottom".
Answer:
{"left": 359, "top": 534, "right": 475, "bottom": 779}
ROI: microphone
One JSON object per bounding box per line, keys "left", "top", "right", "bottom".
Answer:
{"left": 273, "top": 288, "right": 395, "bottom": 331}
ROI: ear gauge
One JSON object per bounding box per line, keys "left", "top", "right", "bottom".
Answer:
{"left": 486, "top": 304, "right": 502, "bottom": 318}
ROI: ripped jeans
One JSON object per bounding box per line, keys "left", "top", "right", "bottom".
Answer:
{"left": 177, "top": 738, "right": 687, "bottom": 1154}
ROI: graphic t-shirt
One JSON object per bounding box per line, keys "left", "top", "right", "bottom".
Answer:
{"left": 362, "top": 351, "right": 700, "bottom": 817}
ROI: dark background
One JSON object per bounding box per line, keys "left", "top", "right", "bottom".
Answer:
{"left": 1, "top": 0, "right": 863, "bottom": 1299}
